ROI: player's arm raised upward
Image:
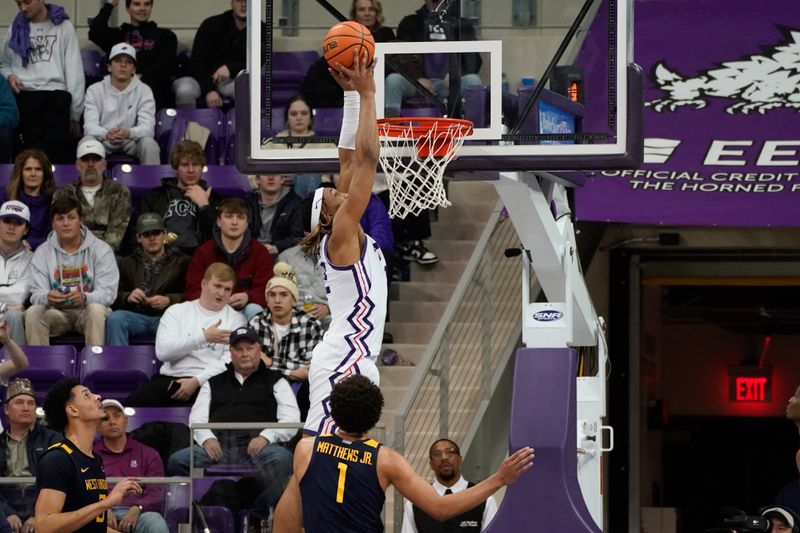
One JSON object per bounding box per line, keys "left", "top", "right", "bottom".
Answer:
{"left": 381, "top": 446, "right": 535, "bottom": 522}
{"left": 327, "top": 50, "right": 379, "bottom": 266}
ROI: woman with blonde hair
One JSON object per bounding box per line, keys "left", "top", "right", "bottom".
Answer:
{"left": 1, "top": 149, "right": 55, "bottom": 249}
{"left": 349, "top": 0, "right": 395, "bottom": 42}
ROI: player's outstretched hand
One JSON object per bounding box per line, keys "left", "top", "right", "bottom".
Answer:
{"left": 494, "top": 447, "right": 535, "bottom": 486}
{"left": 330, "top": 49, "right": 376, "bottom": 96}
{"left": 107, "top": 478, "right": 143, "bottom": 507}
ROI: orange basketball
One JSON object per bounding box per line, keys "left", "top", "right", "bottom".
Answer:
{"left": 322, "top": 21, "right": 375, "bottom": 70}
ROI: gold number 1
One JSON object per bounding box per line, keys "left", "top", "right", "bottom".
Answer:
{"left": 336, "top": 462, "right": 348, "bottom": 503}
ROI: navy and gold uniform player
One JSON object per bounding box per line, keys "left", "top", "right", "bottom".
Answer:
{"left": 274, "top": 376, "right": 535, "bottom": 533}
{"left": 35, "top": 379, "right": 142, "bottom": 533}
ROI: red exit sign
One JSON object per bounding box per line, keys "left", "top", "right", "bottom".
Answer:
{"left": 728, "top": 367, "right": 772, "bottom": 402}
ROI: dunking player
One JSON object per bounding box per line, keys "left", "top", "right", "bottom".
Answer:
{"left": 273, "top": 376, "right": 535, "bottom": 532}
{"left": 299, "top": 49, "right": 387, "bottom": 436}
{"left": 34, "top": 379, "right": 142, "bottom": 533}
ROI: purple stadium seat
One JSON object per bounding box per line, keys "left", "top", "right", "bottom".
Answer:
{"left": 82, "top": 49, "right": 106, "bottom": 85}
{"left": 157, "top": 108, "right": 226, "bottom": 165}
{"left": 126, "top": 407, "right": 190, "bottom": 431}
{"left": 271, "top": 51, "right": 319, "bottom": 107}
{"left": 79, "top": 345, "right": 158, "bottom": 401}
{"left": 52, "top": 165, "right": 80, "bottom": 187}
{"left": 399, "top": 106, "right": 444, "bottom": 118}
{"left": 201, "top": 165, "right": 250, "bottom": 198}
{"left": 273, "top": 51, "right": 319, "bottom": 80}
{"left": 483, "top": 348, "right": 600, "bottom": 532}
{"left": 423, "top": 53, "right": 449, "bottom": 79}
{"left": 155, "top": 108, "right": 178, "bottom": 158}
{"left": 269, "top": 107, "right": 286, "bottom": 135}
{"left": 0, "top": 164, "right": 13, "bottom": 185}
{"left": 464, "top": 84, "right": 490, "bottom": 128}
{"left": 225, "top": 108, "right": 236, "bottom": 165}
{"left": 313, "top": 107, "right": 343, "bottom": 136}
{"left": 2, "top": 345, "right": 77, "bottom": 404}
{"left": 111, "top": 164, "right": 173, "bottom": 202}
{"left": 165, "top": 479, "right": 237, "bottom": 533}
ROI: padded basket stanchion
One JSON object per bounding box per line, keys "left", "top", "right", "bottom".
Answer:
{"left": 377, "top": 117, "right": 473, "bottom": 219}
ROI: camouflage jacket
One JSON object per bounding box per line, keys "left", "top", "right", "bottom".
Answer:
{"left": 53, "top": 179, "right": 132, "bottom": 252}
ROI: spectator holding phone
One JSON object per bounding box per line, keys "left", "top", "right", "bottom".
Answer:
{"left": 125, "top": 262, "right": 246, "bottom": 407}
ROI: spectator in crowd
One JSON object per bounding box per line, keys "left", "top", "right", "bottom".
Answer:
{"left": 83, "top": 43, "right": 160, "bottom": 165}
{"left": 0, "top": 0, "right": 84, "bottom": 163}
{"left": 246, "top": 174, "right": 303, "bottom": 258}
{"left": 385, "top": 0, "right": 482, "bottom": 118}
{"left": 125, "top": 263, "right": 246, "bottom": 407}
{"left": 1, "top": 149, "right": 54, "bottom": 249}
{"left": 760, "top": 506, "right": 799, "bottom": 533}
{"left": 0, "top": 201, "right": 33, "bottom": 345}
{"left": 276, "top": 244, "right": 330, "bottom": 328}
{"left": 402, "top": 438, "right": 498, "bottom": 532}
{"left": 94, "top": 399, "right": 169, "bottom": 533}
{"left": 106, "top": 212, "right": 190, "bottom": 346}
{"left": 35, "top": 379, "right": 142, "bottom": 533}
{"left": 167, "top": 326, "right": 299, "bottom": 527}
{"left": 249, "top": 263, "right": 322, "bottom": 419}
{"left": 300, "top": 0, "right": 394, "bottom": 109}
{"left": 265, "top": 96, "right": 331, "bottom": 199}
{"left": 53, "top": 138, "right": 132, "bottom": 253}
{"left": 186, "top": 198, "right": 273, "bottom": 321}
{"left": 24, "top": 196, "right": 119, "bottom": 346}
{"left": 89, "top": 0, "right": 178, "bottom": 109}
{"left": 139, "top": 140, "right": 221, "bottom": 256}
{"left": 172, "top": 0, "right": 265, "bottom": 108}
{"left": 0, "top": 76, "right": 18, "bottom": 163}
{"left": 0, "top": 379, "right": 60, "bottom": 533}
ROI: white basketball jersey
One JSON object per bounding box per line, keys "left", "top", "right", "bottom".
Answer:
{"left": 312, "top": 233, "right": 387, "bottom": 372}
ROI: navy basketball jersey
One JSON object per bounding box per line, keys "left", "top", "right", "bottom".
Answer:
{"left": 36, "top": 439, "right": 109, "bottom": 533}
{"left": 300, "top": 433, "right": 385, "bottom": 533}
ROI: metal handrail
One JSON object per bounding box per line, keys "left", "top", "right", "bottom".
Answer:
{"left": 390, "top": 202, "right": 524, "bottom": 531}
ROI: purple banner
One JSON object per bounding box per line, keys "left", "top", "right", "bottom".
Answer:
{"left": 574, "top": 0, "right": 800, "bottom": 227}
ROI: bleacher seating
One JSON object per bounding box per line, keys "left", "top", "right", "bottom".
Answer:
{"left": 165, "top": 481, "right": 238, "bottom": 533}
{"left": 201, "top": 165, "right": 251, "bottom": 197}
{"left": 313, "top": 107, "right": 344, "bottom": 136}
{"left": 2, "top": 345, "right": 77, "bottom": 404}
{"left": 126, "top": 407, "right": 191, "bottom": 431}
{"left": 155, "top": 108, "right": 226, "bottom": 165}
{"left": 112, "top": 163, "right": 172, "bottom": 201}
{"left": 271, "top": 51, "right": 319, "bottom": 108}
{"left": 81, "top": 49, "right": 106, "bottom": 86}
{"left": 53, "top": 164, "right": 79, "bottom": 187}
{"left": 79, "top": 345, "right": 158, "bottom": 401}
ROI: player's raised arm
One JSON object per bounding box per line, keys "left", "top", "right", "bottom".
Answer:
{"left": 383, "top": 445, "right": 535, "bottom": 522}
{"left": 327, "top": 51, "right": 378, "bottom": 256}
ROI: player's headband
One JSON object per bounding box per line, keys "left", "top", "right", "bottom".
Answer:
{"left": 310, "top": 187, "right": 325, "bottom": 231}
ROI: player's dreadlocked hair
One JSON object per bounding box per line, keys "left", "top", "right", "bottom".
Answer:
{"left": 298, "top": 185, "right": 335, "bottom": 256}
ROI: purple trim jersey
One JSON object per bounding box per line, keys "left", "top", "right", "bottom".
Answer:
{"left": 313, "top": 233, "right": 387, "bottom": 373}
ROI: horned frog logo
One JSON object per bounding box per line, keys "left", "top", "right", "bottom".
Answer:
{"left": 646, "top": 28, "right": 800, "bottom": 115}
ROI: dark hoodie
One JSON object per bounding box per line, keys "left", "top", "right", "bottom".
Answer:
{"left": 138, "top": 177, "right": 221, "bottom": 256}
{"left": 88, "top": 2, "right": 178, "bottom": 108}
{"left": 184, "top": 227, "right": 273, "bottom": 307}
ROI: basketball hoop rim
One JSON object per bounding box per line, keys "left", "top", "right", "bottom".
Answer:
{"left": 377, "top": 117, "right": 474, "bottom": 139}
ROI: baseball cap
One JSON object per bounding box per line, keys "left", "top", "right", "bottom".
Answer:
{"left": 76, "top": 138, "right": 106, "bottom": 160}
{"left": 6, "top": 378, "right": 35, "bottom": 402}
{"left": 229, "top": 326, "right": 259, "bottom": 345}
{"left": 109, "top": 42, "right": 137, "bottom": 62}
{"left": 101, "top": 399, "right": 125, "bottom": 411}
{"left": 136, "top": 212, "right": 166, "bottom": 234}
{"left": 0, "top": 200, "right": 30, "bottom": 223}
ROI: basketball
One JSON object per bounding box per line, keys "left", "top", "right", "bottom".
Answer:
{"left": 322, "top": 21, "right": 375, "bottom": 70}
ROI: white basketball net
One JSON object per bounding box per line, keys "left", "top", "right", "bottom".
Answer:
{"left": 378, "top": 119, "right": 472, "bottom": 219}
